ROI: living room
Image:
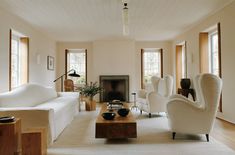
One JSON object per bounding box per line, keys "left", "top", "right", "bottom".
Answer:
{"left": 0, "top": 0, "right": 235, "bottom": 155}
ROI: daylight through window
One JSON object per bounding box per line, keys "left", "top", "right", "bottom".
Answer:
{"left": 10, "top": 30, "right": 29, "bottom": 90}
{"left": 141, "top": 48, "right": 162, "bottom": 87}
{"left": 67, "top": 49, "right": 87, "bottom": 85}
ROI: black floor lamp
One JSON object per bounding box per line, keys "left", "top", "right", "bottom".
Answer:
{"left": 54, "top": 69, "right": 80, "bottom": 91}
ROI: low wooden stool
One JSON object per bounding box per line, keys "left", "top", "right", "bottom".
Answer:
{"left": 0, "top": 118, "right": 22, "bottom": 155}
{"left": 22, "top": 128, "right": 47, "bottom": 155}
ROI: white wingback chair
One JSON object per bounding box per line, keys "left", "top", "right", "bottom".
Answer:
{"left": 137, "top": 75, "right": 173, "bottom": 118}
{"left": 167, "top": 73, "right": 222, "bottom": 141}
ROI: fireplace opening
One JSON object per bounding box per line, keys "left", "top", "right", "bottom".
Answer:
{"left": 100, "top": 75, "right": 129, "bottom": 102}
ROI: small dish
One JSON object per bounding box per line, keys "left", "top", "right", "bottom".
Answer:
{"left": 102, "top": 112, "right": 116, "bottom": 120}
{"left": 0, "top": 116, "right": 15, "bottom": 123}
{"left": 117, "top": 108, "right": 130, "bottom": 117}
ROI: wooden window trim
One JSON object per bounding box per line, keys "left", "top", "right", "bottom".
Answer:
{"left": 9, "top": 29, "right": 12, "bottom": 91}
{"left": 141, "top": 49, "right": 144, "bottom": 89}
{"left": 175, "top": 41, "right": 187, "bottom": 90}
{"left": 175, "top": 45, "right": 183, "bottom": 90}
{"left": 217, "top": 22, "right": 222, "bottom": 112}
{"left": 65, "top": 49, "right": 68, "bottom": 79}
{"left": 20, "top": 37, "right": 29, "bottom": 84}
{"left": 199, "top": 32, "right": 209, "bottom": 73}
{"left": 85, "top": 49, "right": 87, "bottom": 84}
{"left": 160, "top": 48, "right": 163, "bottom": 78}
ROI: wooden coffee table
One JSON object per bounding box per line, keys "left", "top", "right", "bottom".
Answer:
{"left": 95, "top": 103, "right": 137, "bottom": 139}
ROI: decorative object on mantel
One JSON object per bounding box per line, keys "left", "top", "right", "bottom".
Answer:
{"left": 79, "top": 82, "right": 103, "bottom": 111}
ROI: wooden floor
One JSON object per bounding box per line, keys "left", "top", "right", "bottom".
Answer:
{"left": 211, "top": 118, "right": 235, "bottom": 151}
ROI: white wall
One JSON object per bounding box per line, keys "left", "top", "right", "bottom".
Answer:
{"left": 0, "top": 9, "right": 56, "bottom": 92}
{"left": 92, "top": 40, "right": 136, "bottom": 101}
{"left": 56, "top": 40, "right": 173, "bottom": 101}
{"left": 172, "top": 1, "right": 235, "bottom": 123}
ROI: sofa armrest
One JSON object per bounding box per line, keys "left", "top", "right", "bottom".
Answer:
{"left": 0, "top": 107, "right": 54, "bottom": 145}
{"left": 57, "top": 92, "right": 80, "bottom": 98}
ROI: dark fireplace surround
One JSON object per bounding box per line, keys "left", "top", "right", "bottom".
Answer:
{"left": 99, "top": 75, "right": 129, "bottom": 102}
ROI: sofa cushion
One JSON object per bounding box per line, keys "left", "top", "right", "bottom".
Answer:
{"left": 35, "top": 96, "right": 77, "bottom": 114}
{"left": 0, "top": 84, "right": 57, "bottom": 107}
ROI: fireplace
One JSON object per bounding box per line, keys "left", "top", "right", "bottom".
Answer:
{"left": 99, "top": 75, "right": 129, "bottom": 102}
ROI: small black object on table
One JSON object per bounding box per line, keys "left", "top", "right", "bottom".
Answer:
{"left": 177, "top": 88, "right": 196, "bottom": 101}
{"left": 0, "top": 116, "right": 15, "bottom": 123}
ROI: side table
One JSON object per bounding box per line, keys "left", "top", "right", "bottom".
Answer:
{"left": 177, "top": 88, "right": 196, "bottom": 101}
{"left": 22, "top": 127, "right": 47, "bottom": 155}
{"left": 0, "top": 118, "right": 22, "bottom": 155}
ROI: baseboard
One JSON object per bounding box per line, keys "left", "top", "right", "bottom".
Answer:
{"left": 216, "top": 115, "right": 235, "bottom": 125}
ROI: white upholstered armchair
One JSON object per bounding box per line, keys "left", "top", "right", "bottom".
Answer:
{"left": 137, "top": 75, "right": 173, "bottom": 118}
{"left": 167, "top": 73, "right": 222, "bottom": 141}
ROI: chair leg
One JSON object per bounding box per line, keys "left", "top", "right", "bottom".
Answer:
{"left": 206, "top": 134, "right": 209, "bottom": 142}
{"left": 172, "top": 132, "right": 176, "bottom": 140}
{"left": 149, "top": 113, "right": 151, "bottom": 118}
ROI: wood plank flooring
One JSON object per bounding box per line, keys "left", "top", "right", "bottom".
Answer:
{"left": 211, "top": 118, "right": 235, "bottom": 151}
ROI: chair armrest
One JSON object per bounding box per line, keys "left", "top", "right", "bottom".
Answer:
{"left": 169, "top": 94, "right": 201, "bottom": 108}
{"left": 0, "top": 107, "right": 54, "bottom": 145}
{"left": 137, "top": 89, "right": 147, "bottom": 98}
{"left": 166, "top": 99, "right": 209, "bottom": 133}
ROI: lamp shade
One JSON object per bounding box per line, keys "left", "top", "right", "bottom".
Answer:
{"left": 68, "top": 71, "right": 80, "bottom": 77}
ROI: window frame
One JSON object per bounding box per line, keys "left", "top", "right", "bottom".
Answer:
{"left": 199, "top": 23, "right": 222, "bottom": 112}
{"left": 65, "top": 49, "right": 87, "bottom": 85}
{"left": 141, "top": 48, "right": 163, "bottom": 89}
{"left": 9, "top": 29, "right": 29, "bottom": 91}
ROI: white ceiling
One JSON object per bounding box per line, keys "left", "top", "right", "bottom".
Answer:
{"left": 0, "top": 0, "right": 233, "bottom": 41}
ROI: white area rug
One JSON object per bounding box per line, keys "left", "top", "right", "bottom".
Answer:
{"left": 48, "top": 108, "right": 235, "bottom": 155}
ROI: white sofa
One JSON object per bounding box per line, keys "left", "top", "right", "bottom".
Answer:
{"left": 0, "top": 83, "right": 79, "bottom": 144}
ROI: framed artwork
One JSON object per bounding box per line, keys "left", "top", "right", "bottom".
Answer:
{"left": 47, "top": 56, "right": 54, "bottom": 70}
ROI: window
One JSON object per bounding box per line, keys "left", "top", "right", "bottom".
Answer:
{"left": 175, "top": 42, "right": 187, "bottom": 89}
{"left": 141, "top": 48, "right": 163, "bottom": 88}
{"left": 10, "top": 29, "right": 29, "bottom": 90}
{"left": 199, "top": 23, "right": 222, "bottom": 112}
{"left": 209, "top": 31, "right": 219, "bottom": 76}
{"left": 66, "top": 49, "right": 87, "bottom": 85}
{"left": 199, "top": 23, "right": 221, "bottom": 77}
